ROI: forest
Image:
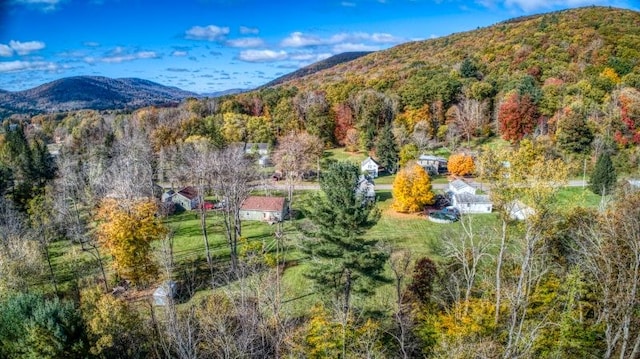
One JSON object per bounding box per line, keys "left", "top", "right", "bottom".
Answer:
{"left": 0, "top": 5, "right": 640, "bottom": 359}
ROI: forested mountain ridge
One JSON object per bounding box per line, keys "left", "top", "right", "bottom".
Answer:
{"left": 0, "top": 76, "right": 197, "bottom": 116}
{"left": 267, "top": 6, "right": 639, "bottom": 96}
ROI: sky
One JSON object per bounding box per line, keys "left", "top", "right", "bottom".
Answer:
{"left": 0, "top": 0, "right": 637, "bottom": 94}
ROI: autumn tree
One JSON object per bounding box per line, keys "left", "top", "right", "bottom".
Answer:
{"left": 272, "top": 131, "right": 323, "bottom": 202}
{"left": 376, "top": 124, "right": 399, "bottom": 174}
{"left": 498, "top": 92, "right": 539, "bottom": 144}
{"left": 302, "top": 162, "right": 387, "bottom": 332}
{"left": 392, "top": 164, "right": 435, "bottom": 213}
{"left": 447, "top": 153, "right": 475, "bottom": 176}
{"left": 96, "top": 198, "right": 166, "bottom": 285}
{"left": 333, "top": 103, "right": 355, "bottom": 146}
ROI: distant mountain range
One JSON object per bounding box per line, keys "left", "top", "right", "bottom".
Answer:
{"left": 0, "top": 76, "right": 198, "bottom": 116}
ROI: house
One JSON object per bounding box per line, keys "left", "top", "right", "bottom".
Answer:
{"left": 239, "top": 196, "right": 288, "bottom": 223}
{"left": 417, "top": 155, "right": 448, "bottom": 175}
{"left": 361, "top": 156, "right": 380, "bottom": 178}
{"left": 258, "top": 155, "right": 271, "bottom": 167}
{"left": 161, "top": 189, "right": 175, "bottom": 203}
{"left": 451, "top": 193, "right": 493, "bottom": 214}
{"left": 449, "top": 179, "right": 476, "bottom": 195}
{"left": 244, "top": 143, "right": 269, "bottom": 156}
{"left": 172, "top": 186, "right": 200, "bottom": 210}
{"left": 628, "top": 179, "right": 640, "bottom": 189}
{"left": 356, "top": 175, "right": 376, "bottom": 202}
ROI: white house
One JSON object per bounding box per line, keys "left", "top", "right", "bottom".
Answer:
{"left": 361, "top": 156, "right": 380, "bottom": 178}
{"left": 449, "top": 179, "right": 476, "bottom": 195}
{"left": 356, "top": 175, "right": 376, "bottom": 202}
{"left": 452, "top": 193, "right": 493, "bottom": 214}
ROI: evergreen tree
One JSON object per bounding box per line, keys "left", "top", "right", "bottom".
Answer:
{"left": 376, "top": 125, "right": 399, "bottom": 174}
{"left": 590, "top": 152, "right": 616, "bottom": 195}
{"left": 302, "top": 162, "right": 388, "bottom": 316}
{"left": 555, "top": 108, "right": 593, "bottom": 154}
{"left": 460, "top": 57, "right": 478, "bottom": 78}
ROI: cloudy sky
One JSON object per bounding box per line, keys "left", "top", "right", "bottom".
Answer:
{"left": 0, "top": 0, "right": 637, "bottom": 93}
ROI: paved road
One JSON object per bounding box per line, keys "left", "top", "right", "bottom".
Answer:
{"left": 264, "top": 179, "right": 588, "bottom": 192}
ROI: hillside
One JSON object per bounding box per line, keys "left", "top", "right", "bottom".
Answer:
{"left": 0, "top": 76, "right": 197, "bottom": 116}
{"left": 261, "top": 51, "right": 373, "bottom": 88}
{"left": 262, "top": 6, "right": 639, "bottom": 100}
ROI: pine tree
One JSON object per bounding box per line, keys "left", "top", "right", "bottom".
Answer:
{"left": 555, "top": 107, "right": 593, "bottom": 154}
{"left": 376, "top": 125, "right": 399, "bottom": 174}
{"left": 302, "top": 162, "right": 388, "bottom": 316}
{"left": 590, "top": 152, "right": 616, "bottom": 195}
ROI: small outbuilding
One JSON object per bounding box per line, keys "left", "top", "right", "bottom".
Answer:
{"left": 356, "top": 175, "right": 376, "bottom": 202}
{"left": 449, "top": 179, "right": 476, "bottom": 195}
{"left": 361, "top": 156, "right": 380, "bottom": 178}
{"left": 239, "top": 196, "right": 288, "bottom": 223}
{"left": 153, "top": 281, "right": 177, "bottom": 306}
{"left": 172, "top": 187, "right": 200, "bottom": 210}
{"left": 508, "top": 201, "right": 535, "bottom": 220}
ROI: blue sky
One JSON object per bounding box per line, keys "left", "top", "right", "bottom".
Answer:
{"left": 0, "top": 0, "right": 637, "bottom": 93}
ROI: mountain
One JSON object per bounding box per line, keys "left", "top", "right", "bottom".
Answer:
{"left": 200, "top": 88, "right": 246, "bottom": 97}
{"left": 261, "top": 51, "right": 373, "bottom": 88}
{"left": 0, "top": 76, "right": 198, "bottom": 116}
{"left": 258, "top": 7, "right": 639, "bottom": 99}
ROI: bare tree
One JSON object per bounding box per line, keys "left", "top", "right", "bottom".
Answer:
{"left": 451, "top": 97, "right": 489, "bottom": 147}
{"left": 211, "top": 146, "right": 256, "bottom": 272}
{"left": 272, "top": 131, "right": 323, "bottom": 203}
{"left": 388, "top": 249, "right": 417, "bottom": 359}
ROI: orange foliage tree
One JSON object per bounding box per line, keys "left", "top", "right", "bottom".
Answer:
{"left": 448, "top": 153, "right": 475, "bottom": 176}
{"left": 96, "top": 198, "right": 166, "bottom": 285}
{"left": 498, "top": 92, "right": 538, "bottom": 144}
{"left": 392, "top": 164, "right": 435, "bottom": 213}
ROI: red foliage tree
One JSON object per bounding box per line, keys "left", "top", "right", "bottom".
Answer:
{"left": 498, "top": 93, "right": 539, "bottom": 144}
{"left": 614, "top": 88, "right": 640, "bottom": 146}
{"left": 333, "top": 102, "right": 355, "bottom": 146}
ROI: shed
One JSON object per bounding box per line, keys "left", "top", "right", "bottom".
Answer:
{"left": 361, "top": 156, "right": 380, "bottom": 178}
{"left": 508, "top": 201, "right": 535, "bottom": 220}
{"left": 153, "top": 281, "right": 177, "bottom": 306}
{"left": 240, "top": 196, "right": 288, "bottom": 223}
{"left": 452, "top": 193, "right": 493, "bottom": 214}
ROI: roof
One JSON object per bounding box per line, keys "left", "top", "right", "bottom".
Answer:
{"left": 628, "top": 179, "right": 640, "bottom": 188}
{"left": 361, "top": 156, "right": 379, "bottom": 167}
{"left": 177, "top": 186, "right": 199, "bottom": 200}
{"left": 418, "top": 154, "right": 447, "bottom": 162}
{"left": 450, "top": 179, "right": 475, "bottom": 192}
{"left": 454, "top": 193, "right": 492, "bottom": 204}
{"left": 240, "top": 196, "right": 286, "bottom": 212}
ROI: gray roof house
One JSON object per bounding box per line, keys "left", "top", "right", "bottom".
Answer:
{"left": 449, "top": 179, "right": 476, "bottom": 195}
{"left": 356, "top": 175, "right": 376, "bottom": 202}
{"left": 417, "top": 155, "right": 448, "bottom": 175}
{"left": 361, "top": 156, "right": 380, "bottom": 178}
{"left": 452, "top": 193, "right": 493, "bottom": 214}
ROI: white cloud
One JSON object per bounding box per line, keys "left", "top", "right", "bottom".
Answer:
{"left": 341, "top": 1, "right": 356, "bottom": 6}
{"left": 172, "top": 50, "right": 188, "bottom": 57}
{"left": 12, "top": 0, "right": 63, "bottom": 11}
{"left": 9, "top": 40, "right": 45, "bottom": 55}
{"left": 85, "top": 50, "right": 159, "bottom": 64}
{"left": 185, "top": 25, "right": 230, "bottom": 41}
{"left": 0, "top": 60, "right": 58, "bottom": 73}
{"left": 226, "top": 37, "right": 265, "bottom": 48}
{"left": 332, "top": 43, "right": 380, "bottom": 53}
{"left": 83, "top": 41, "right": 100, "bottom": 47}
{"left": 280, "top": 32, "right": 324, "bottom": 47}
{"left": 0, "top": 45, "right": 14, "bottom": 57}
{"left": 239, "top": 26, "right": 259, "bottom": 35}
{"left": 238, "top": 49, "right": 288, "bottom": 62}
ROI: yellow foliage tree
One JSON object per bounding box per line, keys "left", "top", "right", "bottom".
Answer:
{"left": 392, "top": 164, "right": 435, "bottom": 213}
{"left": 447, "top": 153, "right": 475, "bottom": 176}
{"left": 96, "top": 198, "right": 166, "bottom": 285}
